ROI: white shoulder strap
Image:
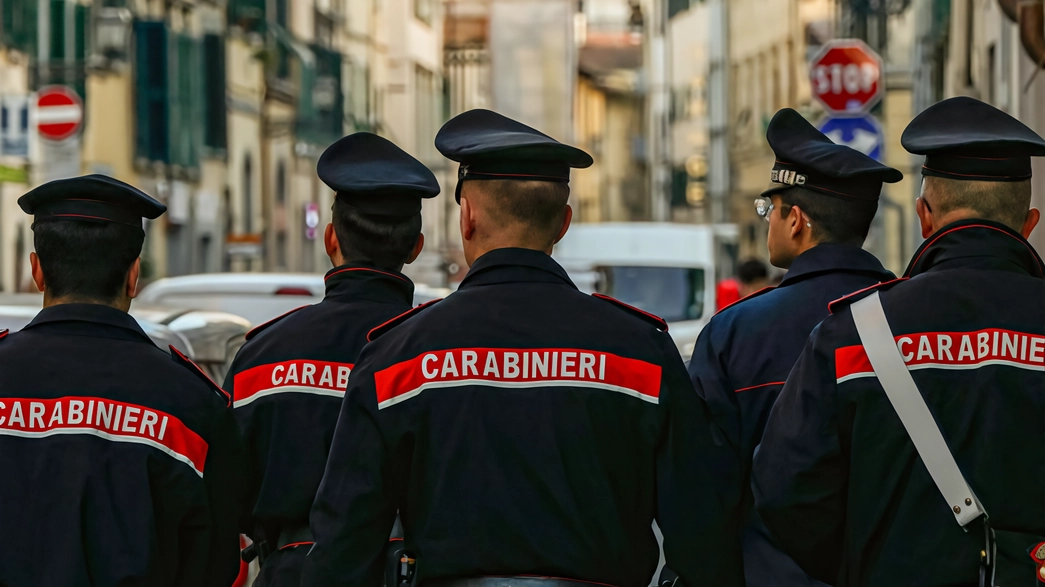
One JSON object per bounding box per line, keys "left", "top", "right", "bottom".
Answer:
{"left": 849, "top": 291, "right": 987, "bottom": 527}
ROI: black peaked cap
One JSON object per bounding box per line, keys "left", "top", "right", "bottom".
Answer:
{"left": 763, "top": 108, "right": 902, "bottom": 201}
{"left": 435, "top": 109, "right": 593, "bottom": 202}
{"left": 18, "top": 174, "right": 166, "bottom": 229}
{"left": 318, "top": 132, "right": 440, "bottom": 217}
{"left": 902, "top": 96, "right": 1045, "bottom": 182}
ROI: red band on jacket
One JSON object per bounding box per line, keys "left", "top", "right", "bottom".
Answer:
{"left": 836, "top": 328, "right": 1045, "bottom": 383}
{"left": 0, "top": 396, "right": 208, "bottom": 476}
{"left": 374, "top": 347, "right": 662, "bottom": 409}
{"left": 233, "top": 360, "right": 354, "bottom": 408}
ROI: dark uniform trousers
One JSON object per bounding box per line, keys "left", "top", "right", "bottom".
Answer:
{"left": 754, "top": 220, "right": 1045, "bottom": 586}
{"left": 301, "top": 248, "right": 745, "bottom": 587}
{"left": 225, "top": 264, "right": 417, "bottom": 587}
{"left": 687, "top": 243, "right": 894, "bottom": 586}
{"left": 0, "top": 303, "right": 247, "bottom": 587}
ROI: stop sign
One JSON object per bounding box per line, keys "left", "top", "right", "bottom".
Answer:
{"left": 809, "top": 39, "right": 883, "bottom": 115}
{"left": 35, "top": 85, "right": 83, "bottom": 142}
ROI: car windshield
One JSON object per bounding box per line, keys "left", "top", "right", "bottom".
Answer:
{"left": 594, "top": 266, "right": 705, "bottom": 323}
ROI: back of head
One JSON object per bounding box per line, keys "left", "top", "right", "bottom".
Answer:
{"left": 737, "top": 258, "right": 768, "bottom": 285}
{"left": 921, "top": 176, "right": 1031, "bottom": 232}
{"left": 34, "top": 221, "right": 144, "bottom": 303}
{"left": 778, "top": 186, "right": 879, "bottom": 246}
{"left": 467, "top": 179, "right": 570, "bottom": 250}
{"left": 331, "top": 198, "right": 423, "bottom": 271}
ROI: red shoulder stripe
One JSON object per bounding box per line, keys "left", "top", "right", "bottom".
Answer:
{"left": 170, "top": 345, "right": 232, "bottom": 407}
{"left": 716, "top": 286, "right": 775, "bottom": 315}
{"left": 828, "top": 278, "right": 908, "bottom": 314}
{"left": 592, "top": 293, "right": 668, "bottom": 331}
{"left": 367, "top": 299, "right": 443, "bottom": 342}
{"left": 0, "top": 329, "right": 9, "bottom": 340}
{"left": 245, "top": 305, "right": 310, "bottom": 341}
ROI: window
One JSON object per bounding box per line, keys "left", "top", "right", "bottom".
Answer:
{"left": 414, "top": 65, "right": 443, "bottom": 163}
{"left": 593, "top": 266, "right": 706, "bottom": 322}
{"left": 314, "top": 9, "right": 334, "bottom": 48}
{"left": 243, "top": 154, "right": 253, "bottom": 233}
{"left": 134, "top": 21, "right": 169, "bottom": 162}
{"left": 414, "top": 0, "right": 436, "bottom": 25}
{"left": 202, "top": 34, "right": 227, "bottom": 151}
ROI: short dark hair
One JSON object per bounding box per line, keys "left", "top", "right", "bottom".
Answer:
{"left": 923, "top": 176, "right": 1031, "bottom": 231}
{"left": 777, "top": 186, "right": 878, "bottom": 245}
{"left": 478, "top": 179, "right": 570, "bottom": 246}
{"left": 34, "top": 221, "right": 144, "bottom": 302}
{"left": 737, "top": 258, "right": 768, "bottom": 284}
{"left": 331, "top": 198, "right": 422, "bottom": 271}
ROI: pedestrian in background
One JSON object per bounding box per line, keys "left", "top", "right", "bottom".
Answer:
{"left": 225, "top": 133, "right": 439, "bottom": 586}
{"left": 301, "top": 109, "right": 743, "bottom": 587}
{"left": 755, "top": 96, "right": 1045, "bottom": 586}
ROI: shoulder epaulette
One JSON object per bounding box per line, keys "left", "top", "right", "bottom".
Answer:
{"left": 716, "top": 286, "right": 775, "bottom": 315}
{"left": 245, "top": 305, "right": 310, "bottom": 341}
{"left": 828, "top": 278, "right": 908, "bottom": 314}
{"left": 592, "top": 293, "right": 668, "bottom": 332}
{"left": 170, "top": 345, "right": 232, "bottom": 407}
{"left": 367, "top": 299, "right": 442, "bottom": 342}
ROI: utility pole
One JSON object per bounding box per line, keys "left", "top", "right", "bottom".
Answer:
{"left": 707, "top": 0, "right": 729, "bottom": 224}
{"left": 646, "top": 0, "right": 669, "bottom": 221}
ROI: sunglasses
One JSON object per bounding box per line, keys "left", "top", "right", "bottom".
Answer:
{"left": 754, "top": 197, "right": 774, "bottom": 222}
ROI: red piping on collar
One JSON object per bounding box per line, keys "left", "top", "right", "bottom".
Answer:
{"left": 907, "top": 223, "right": 1043, "bottom": 278}
{"left": 716, "top": 286, "right": 775, "bottom": 315}
{"left": 325, "top": 266, "right": 409, "bottom": 283}
{"left": 278, "top": 541, "right": 314, "bottom": 551}
{"left": 734, "top": 381, "right": 786, "bottom": 393}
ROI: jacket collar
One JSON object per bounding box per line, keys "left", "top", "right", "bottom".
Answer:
{"left": 904, "top": 219, "right": 1045, "bottom": 279}
{"left": 459, "top": 247, "right": 577, "bottom": 289}
{"left": 324, "top": 264, "right": 415, "bottom": 305}
{"left": 24, "top": 303, "right": 154, "bottom": 344}
{"left": 778, "top": 243, "right": 894, "bottom": 288}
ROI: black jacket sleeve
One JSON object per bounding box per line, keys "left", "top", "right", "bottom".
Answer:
{"left": 658, "top": 334, "right": 745, "bottom": 587}
{"left": 201, "top": 404, "right": 253, "bottom": 587}
{"left": 752, "top": 322, "right": 848, "bottom": 584}
{"left": 301, "top": 347, "right": 402, "bottom": 587}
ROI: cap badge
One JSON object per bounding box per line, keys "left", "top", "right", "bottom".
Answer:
{"left": 458, "top": 164, "right": 469, "bottom": 180}
{"left": 771, "top": 169, "right": 807, "bottom": 186}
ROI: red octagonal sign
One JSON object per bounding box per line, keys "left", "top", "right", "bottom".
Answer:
{"left": 36, "top": 85, "right": 83, "bottom": 142}
{"left": 809, "top": 39, "right": 883, "bottom": 115}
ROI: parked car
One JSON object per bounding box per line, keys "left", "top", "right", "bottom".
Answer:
{"left": 137, "top": 272, "right": 451, "bottom": 326}
{"left": 0, "top": 294, "right": 250, "bottom": 382}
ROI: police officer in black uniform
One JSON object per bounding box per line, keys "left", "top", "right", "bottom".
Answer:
{"left": 301, "top": 109, "right": 744, "bottom": 587}
{"left": 225, "top": 132, "right": 438, "bottom": 586}
{"left": 686, "top": 108, "right": 900, "bottom": 586}
{"left": 753, "top": 96, "right": 1045, "bottom": 586}
{"left": 0, "top": 175, "right": 246, "bottom": 586}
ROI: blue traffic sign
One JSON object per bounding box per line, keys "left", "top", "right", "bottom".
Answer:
{"left": 817, "top": 114, "right": 883, "bottom": 162}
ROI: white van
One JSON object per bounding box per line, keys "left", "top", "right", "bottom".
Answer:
{"left": 553, "top": 223, "right": 736, "bottom": 361}
{"left": 137, "top": 273, "right": 450, "bottom": 327}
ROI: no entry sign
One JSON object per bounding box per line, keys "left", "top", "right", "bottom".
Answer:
{"left": 809, "top": 39, "right": 883, "bottom": 115}
{"left": 35, "top": 86, "right": 83, "bottom": 142}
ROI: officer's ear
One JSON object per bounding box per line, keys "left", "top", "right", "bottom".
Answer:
{"left": 405, "top": 233, "right": 425, "bottom": 264}
{"left": 1022, "top": 208, "right": 1041, "bottom": 239}
{"left": 552, "top": 205, "right": 573, "bottom": 246}
{"left": 916, "top": 197, "right": 935, "bottom": 239}
{"left": 460, "top": 193, "right": 477, "bottom": 242}
{"left": 787, "top": 204, "right": 806, "bottom": 238}
{"left": 323, "top": 223, "right": 342, "bottom": 263}
{"left": 30, "top": 252, "right": 45, "bottom": 293}
{"left": 125, "top": 258, "right": 141, "bottom": 300}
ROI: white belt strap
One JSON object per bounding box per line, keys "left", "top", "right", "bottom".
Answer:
{"left": 850, "top": 291, "right": 987, "bottom": 527}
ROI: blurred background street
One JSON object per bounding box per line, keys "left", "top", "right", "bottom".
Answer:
{"left": 0, "top": 0, "right": 1037, "bottom": 306}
